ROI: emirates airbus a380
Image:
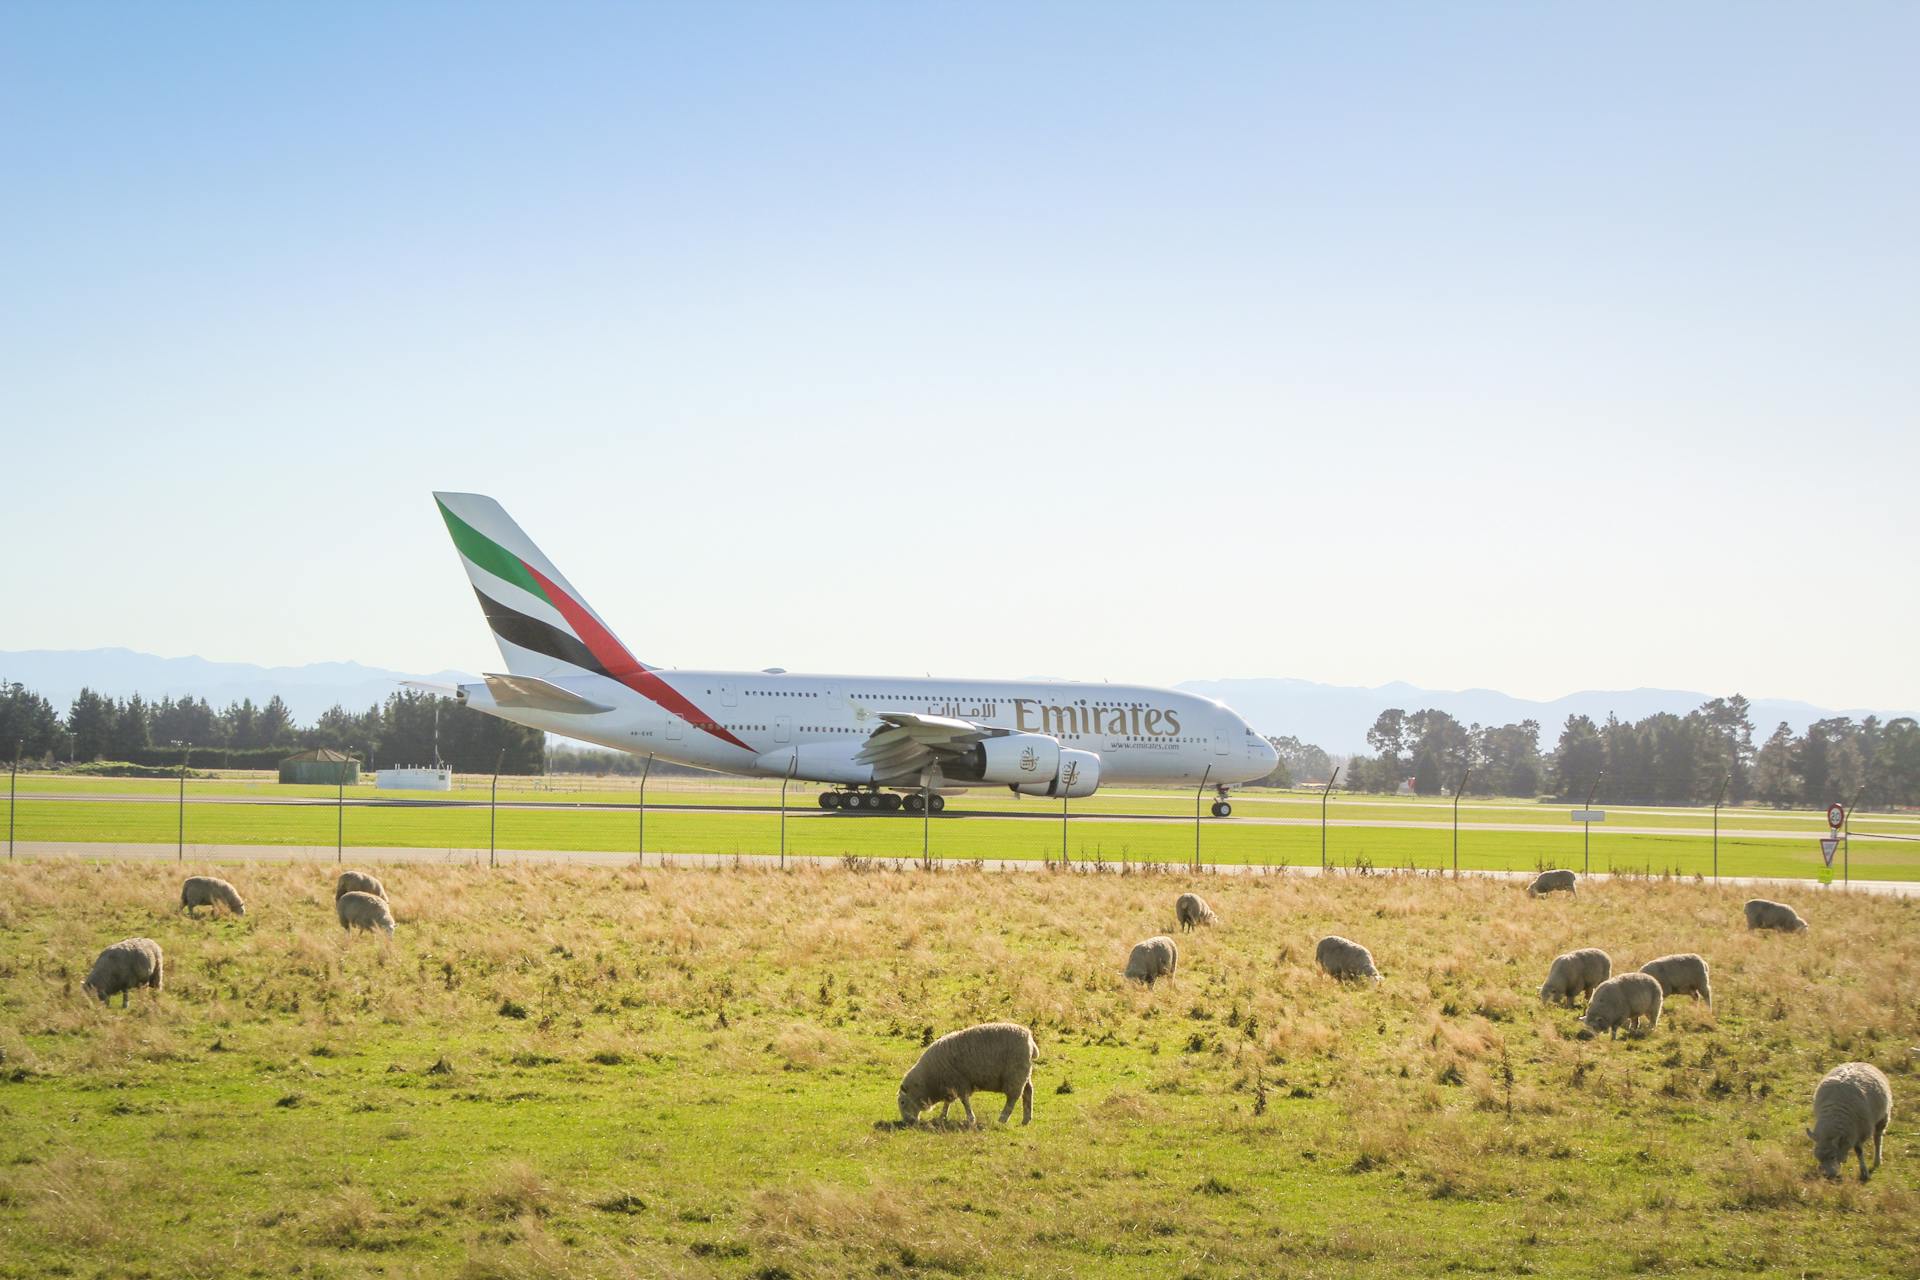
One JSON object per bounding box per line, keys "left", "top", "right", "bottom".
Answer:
{"left": 432, "top": 493, "right": 1278, "bottom": 816}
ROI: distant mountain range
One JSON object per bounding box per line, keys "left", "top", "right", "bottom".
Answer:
{"left": 4, "top": 649, "right": 1910, "bottom": 756}
{"left": 0, "top": 648, "right": 472, "bottom": 726}
{"left": 1178, "top": 678, "right": 1918, "bottom": 754}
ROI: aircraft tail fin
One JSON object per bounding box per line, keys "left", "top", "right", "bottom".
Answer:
{"left": 433, "top": 492, "right": 647, "bottom": 683}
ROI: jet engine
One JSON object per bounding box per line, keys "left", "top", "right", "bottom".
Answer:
{"left": 943, "top": 732, "right": 1062, "bottom": 785}
{"left": 1011, "top": 748, "right": 1101, "bottom": 799}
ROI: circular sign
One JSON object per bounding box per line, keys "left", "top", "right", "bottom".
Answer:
{"left": 1827, "top": 803, "right": 1845, "bottom": 830}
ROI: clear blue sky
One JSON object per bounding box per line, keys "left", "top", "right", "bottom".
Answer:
{"left": 3, "top": 3, "right": 1915, "bottom": 708}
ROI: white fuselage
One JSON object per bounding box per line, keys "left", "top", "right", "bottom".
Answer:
{"left": 458, "top": 666, "right": 1276, "bottom": 791}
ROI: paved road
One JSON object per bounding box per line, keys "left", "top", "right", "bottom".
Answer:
{"left": 10, "top": 840, "right": 1914, "bottom": 896}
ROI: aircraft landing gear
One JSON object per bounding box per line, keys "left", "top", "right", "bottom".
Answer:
{"left": 1211, "top": 785, "right": 1234, "bottom": 818}
{"left": 902, "top": 793, "right": 946, "bottom": 815}
{"left": 823, "top": 789, "right": 913, "bottom": 813}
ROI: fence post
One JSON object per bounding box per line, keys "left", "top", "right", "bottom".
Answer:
{"left": 1320, "top": 767, "right": 1340, "bottom": 871}
{"left": 177, "top": 742, "right": 189, "bottom": 863}
{"left": 1711, "top": 773, "right": 1730, "bottom": 881}
{"left": 1061, "top": 789, "right": 1069, "bottom": 868}
{"left": 1583, "top": 773, "right": 1603, "bottom": 874}
{"left": 1452, "top": 766, "right": 1472, "bottom": 876}
{"left": 1843, "top": 785, "right": 1865, "bottom": 886}
{"left": 1193, "top": 765, "right": 1211, "bottom": 872}
{"left": 489, "top": 747, "right": 504, "bottom": 869}
{"left": 8, "top": 740, "right": 18, "bottom": 861}
{"left": 636, "top": 754, "right": 653, "bottom": 865}
{"left": 779, "top": 756, "right": 795, "bottom": 869}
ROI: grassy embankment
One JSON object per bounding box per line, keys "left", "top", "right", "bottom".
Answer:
{"left": 0, "top": 861, "right": 1914, "bottom": 1278}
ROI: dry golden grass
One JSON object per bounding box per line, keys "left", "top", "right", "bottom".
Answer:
{"left": 0, "top": 859, "right": 1915, "bottom": 1277}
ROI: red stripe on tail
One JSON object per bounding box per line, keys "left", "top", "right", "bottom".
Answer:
{"left": 522, "top": 563, "right": 754, "bottom": 753}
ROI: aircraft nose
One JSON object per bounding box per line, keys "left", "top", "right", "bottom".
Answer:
{"left": 1259, "top": 736, "right": 1279, "bottom": 772}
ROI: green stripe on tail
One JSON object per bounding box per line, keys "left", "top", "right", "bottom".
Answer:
{"left": 437, "top": 498, "right": 549, "bottom": 602}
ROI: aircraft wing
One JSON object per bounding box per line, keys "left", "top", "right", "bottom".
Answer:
{"left": 855, "top": 710, "right": 993, "bottom": 778}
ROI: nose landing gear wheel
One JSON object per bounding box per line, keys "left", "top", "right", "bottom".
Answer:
{"left": 1210, "top": 800, "right": 1232, "bottom": 818}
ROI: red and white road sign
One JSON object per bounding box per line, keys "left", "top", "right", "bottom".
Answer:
{"left": 1827, "top": 803, "right": 1845, "bottom": 830}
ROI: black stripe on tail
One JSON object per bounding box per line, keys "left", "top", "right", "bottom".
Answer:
{"left": 472, "top": 587, "right": 609, "bottom": 677}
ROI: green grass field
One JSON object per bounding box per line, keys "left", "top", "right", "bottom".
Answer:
{"left": 1, "top": 862, "right": 1914, "bottom": 1278}
{"left": 6, "top": 776, "right": 1916, "bottom": 881}
{"left": 20, "top": 771, "right": 1918, "bottom": 833}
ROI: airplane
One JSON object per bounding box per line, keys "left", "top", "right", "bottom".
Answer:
{"left": 432, "top": 492, "right": 1279, "bottom": 816}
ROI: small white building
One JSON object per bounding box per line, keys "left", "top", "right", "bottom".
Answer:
{"left": 377, "top": 765, "right": 452, "bottom": 792}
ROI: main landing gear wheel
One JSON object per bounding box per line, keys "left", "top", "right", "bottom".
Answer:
{"left": 1211, "top": 800, "right": 1232, "bottom": 818}
{"left": 930, "top": 794, "right": 946, "bottom": 813}
{"left": 818, "top": 792, "right": 840, "bottom": 810}
{"left": 881, "top": 793, "right": 903, "bottom": 812}
{"left": 905, "top": 794, "right": 926, "bottom": 814}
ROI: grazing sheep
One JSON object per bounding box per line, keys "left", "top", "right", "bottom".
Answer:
{"left": 1639, "top": 954, "right": 1713, "bottom": 1010}
{"left": 897, "top": 1022, "right": 1037, "bottom": 1127}
{"left": 1745, "top": 898, "right": 1808, "bottom": 932}
{"left": 83, "top": 938, "right": 164, "bottom": 1006}
{"left": 1577, "top": 972, "right": 1663, "bottom": 1039}
{"left": 1528, "top": 869, "right": 1578, "bottom": 897}
{"left": 336, "top": 870, "right": 387, "bottom": 901}
{"left": 179, "top": 875, "right": 246, "bottom": 917}
{"left": 336, "top": 889, "right": 395, "bottom": 937}
{"left": 1316, "top": 935, "right": 1381, "bottom": 982}
{"left": 1809, "top": 1062, "right": 1893, "bottom": 1181}
{"left": 1124, "top": 935, "right": 1178, "bottom": 987}
{"left": 1539, "top": 948, "right": 1611, "bottom": 1006}
{"left": 1175, "top": 892, "right": 1217, "bottom": 932}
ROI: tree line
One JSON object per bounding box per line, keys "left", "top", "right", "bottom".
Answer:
{"left": 1341, "top": 694, "right": 1920, "bottom": 809}
{"left": 0, "top": 681, "right": 544, "bottom": 774}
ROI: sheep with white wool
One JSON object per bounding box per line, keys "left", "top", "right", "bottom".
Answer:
{"left": 336, "top": 870, "right": 387, "bottom": 901}
{"left": 1124, "top": 935, "right": 1178, "bottom": 987}
{"left": 1539, "top": 948, "right": 1611, "bottom": 1006}
{"left": 1745, "top": 898, "right": 1807, "bottom": 932}
{"left": 84, "top": 937, "right": 164, "bottom": 1006}
{"left": 1808, "top": 1062, "right": 1892, "bottom": 1181}
{"left": 1316, "top": 935, "right": 1381, "bottom": 982}
{"left": 180, "top": 875, "right": 246, "bottom": 917}
{"left": 336, "top": 889, "right": 395, "bottom": 937}
{"left": 1528, "top": 869, "right": 1578, "bottom": 897}
{"left": 1175, "top": 893, "right": 1216, "bottom": 932}
{"left": 1639, "top": 954, "right": 1712, "bottom": 1010}
{"left": 1577, "top": 972, "right": 1663, "bottom": 1039}
{"left": 897, "top": 1022, "right": 1036, "bottom": 1126}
